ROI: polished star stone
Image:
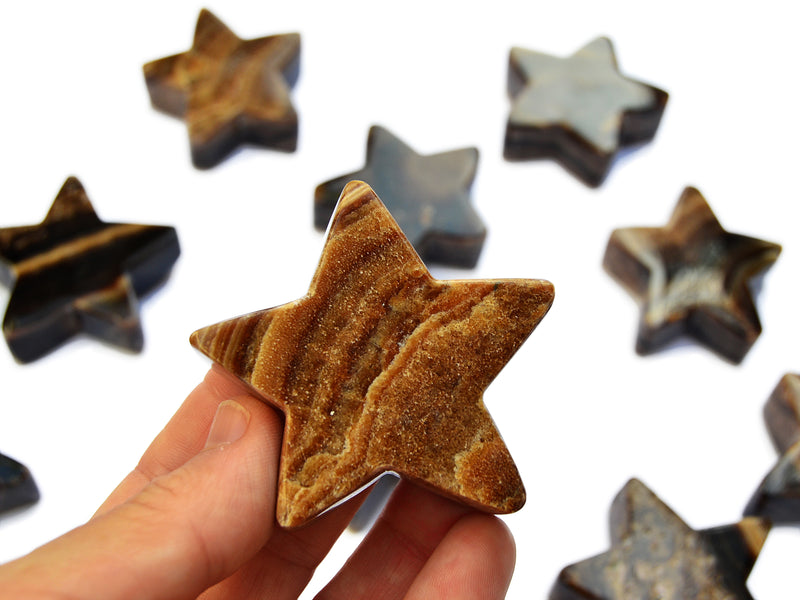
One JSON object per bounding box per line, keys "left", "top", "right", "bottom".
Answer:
{"left": 603, "top": 187, "right": 780, "bottom": 363}
{"left": 0, "top": 452, "right": 40, "bottom": 514}
{"left": 745, "top": 373, "right": 800, "bottom": 524}
{"left": 314, "top": 126, "right": 486, "bottom": 268}
{"left": 504, "top": 37, "right": 668, "bottom": 186}
{"left": 550, "top": 479, "right": 769, "bottom": 600}
{"left": 143, "top": 9, "right": 300, "bottom": 168}
{"left": 0, "top": 177, "right": 180, "bottom": 363}
{"left": 192, "top": 180, "right": 554, "bottom": 528}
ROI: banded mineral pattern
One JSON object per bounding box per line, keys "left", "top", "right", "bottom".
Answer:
{"left": 550, "top": 479, "right": 769, "bottom": 600}
{"left": 603, "top": 187, "right": 780, "bottom": 363}
{"left": 0, "top": 177, "right": 180, "bottom": 363}
{"left": 143, "top": 9, "right": 300, "bottom": 168}
{"left": 192, "top": 180, "right": 554, "bottom": 527}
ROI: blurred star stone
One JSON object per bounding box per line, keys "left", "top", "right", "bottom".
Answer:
{"left": 143, "top": 9, "right": 300, "bottom": 168}
{"left": 550, "top": 479, "right": 769, "bottom": 600}
{"left": 504, "top": 37, "right": 667, "bottom": 186}
{"left": 314, "top": 126, "right": 485, "bottom": 268}
{"left": 0, "top": 177, "right": 180, "bottom": 362}
{"left": 0, "top": 453, "right": 40, "bottom": 514}
{"left": 603, "top": 186, "right": 780, "bottom": 363}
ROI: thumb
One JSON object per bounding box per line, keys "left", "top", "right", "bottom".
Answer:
{"left": 0, "top": 396, "right": 282, "bottom": 600}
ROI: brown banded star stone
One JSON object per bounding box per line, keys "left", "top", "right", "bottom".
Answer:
{"left": 143, "top": 9, "right": 300, "bottom": 168}
{"left": 550, "top": 479, "right": 770, "bottom": 600}
{"left": 0, "top": 177, "right": 180, "bottom": 363}
{"left": 191, "top": 180, "right": 554, "bottom": 528}
{"left": 504, "top": 37, "right": 668, "bottom": 186}
{"left": 603, "top": 186, "right": 780, "bottom": 363}
{"left": 745, "top": 373, "right": 800, "bottom": 524}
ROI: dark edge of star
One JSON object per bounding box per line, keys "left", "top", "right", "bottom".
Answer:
{"left": 0, "top": 452, "right": 40, "bottom": 514}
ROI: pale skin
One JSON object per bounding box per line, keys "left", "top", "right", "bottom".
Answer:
{"left": 0, "top": 365, "right": 516, "bottom": 599}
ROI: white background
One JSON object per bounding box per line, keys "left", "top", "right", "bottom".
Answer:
{"left": 1, "top": 1, "right": 798, "bottom": 597}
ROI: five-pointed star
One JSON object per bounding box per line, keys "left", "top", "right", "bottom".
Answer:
{"left": 314, "top": 125, "right": 486, "bottom": 268}
{"left": 746, "top": 373, "right": 800, "bottom": 524}
{"left": 505, "top": 37, "right": 668, "bottom": 186}
{"left": 603, "top": 186, "right": 781, "bottom": 363}
{"left": 143, "top": 9, "right": 300, "bottom": 168}
{"left": 0, "top": 177, "right": 180, "bottom": 363}
{"left": 192, "top": 180, "right": 554, "bottom": 528}
{"left": 550, "top": 479, "right": 769, "bottom": 600}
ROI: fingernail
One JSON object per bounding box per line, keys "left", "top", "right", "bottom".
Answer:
{"left": 205, "top": 400, "right": 250, "bottom": 449}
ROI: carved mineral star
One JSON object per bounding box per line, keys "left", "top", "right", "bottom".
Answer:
{"left": 143, "top": 9, "right": 300, "bottom": 168}
{"left": 603, "top": 187, "right": 780, "bottom": 363}
{"left": 0, "top": 177, "right": 180, "bottom": 363}
{"left": 745, "top": 373, "right": 800, "bottom": 524}
{"left": 191, "top": 181, "right": 554, "bottom": 528}
{"left": 550, "top": 479, "right": 769, "bottom": 600}
{"left": 314, "top": 126, "right": 486, "bottom": 268}
{"left": 504, "top": 37, "right": 668, "bottom": 186}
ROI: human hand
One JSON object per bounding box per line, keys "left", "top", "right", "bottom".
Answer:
{"left": 0, "top": 365, "right": 516, "bottom": 599}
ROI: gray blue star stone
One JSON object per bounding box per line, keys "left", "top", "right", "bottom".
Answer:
{"left": 505, "top": 37, "right": 668, "bottom": 186}
{"left": 314, "top": 126, "right": 485, "bottom": 269}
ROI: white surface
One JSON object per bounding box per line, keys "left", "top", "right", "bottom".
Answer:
{"left": 1, "top": 1, "right": 798, "bottom": 597}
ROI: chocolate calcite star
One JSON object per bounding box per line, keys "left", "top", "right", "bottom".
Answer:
{"left": 745, "top": 373, "right": 800, "bottom": 523}
{"left": 505, "top": 37, "right": 668, "bottom": 186}
{"left": 603, "top": 186, "right": 780, "bottom": 363}
{"left": 0, "top": 453, "right": 40, "bottom": 514}
{"left": 0, "top": 177, "right": 180, "bottom": 363}
{"left": 550, "top": 479, "right": 769, "bottom": 600}
{"left": 192, "top": 180, "right": 554, "bottom": 528}
{"left": 315, "top": 126, "right": 486, "bottom": 268}
{"left": 143, "top": 9, "right": 300, "bottom": 168}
